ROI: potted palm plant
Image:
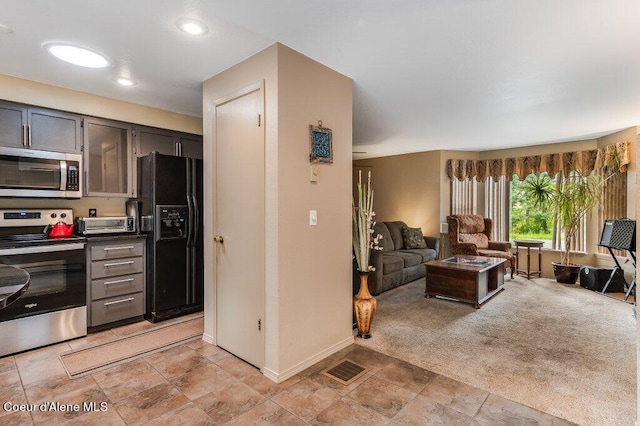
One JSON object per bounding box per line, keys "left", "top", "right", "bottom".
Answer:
{"left": 352, "top": 170, "right": 382, "bottom": 338}
{"left": 523, "top": 170, "right": 607, "bottom": 284}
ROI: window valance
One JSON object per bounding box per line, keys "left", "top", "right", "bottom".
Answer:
{"left": 446, "top": 140, "right": 631, "bottom": 182}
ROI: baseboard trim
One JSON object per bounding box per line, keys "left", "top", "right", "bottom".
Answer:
{"left": 262, "top": 336, "right": 354, "bottom": 383}
{"left": 202, "top": 333, "right": 214, "bottom": 345}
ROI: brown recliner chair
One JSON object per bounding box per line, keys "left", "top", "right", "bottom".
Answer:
{"left": 446, "top": 214, "right": 515, "bottom": 278}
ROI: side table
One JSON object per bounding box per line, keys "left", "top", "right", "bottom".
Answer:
{"left": 514, "top": 240, "right": 544, "bottom": 279}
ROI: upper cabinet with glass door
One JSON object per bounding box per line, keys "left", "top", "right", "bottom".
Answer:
{"left": 83, "top": 117, "right": 134, "bottom": 197}
{"left": 0, "top": 101, "right": 82, "bottom": 153}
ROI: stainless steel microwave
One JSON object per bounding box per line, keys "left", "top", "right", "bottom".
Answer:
{"left": 0, "top": 146, "right": 81, "bottom": 198}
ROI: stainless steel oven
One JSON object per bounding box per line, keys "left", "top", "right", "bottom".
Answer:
{"left": 0, "top": 146, "right": 81, "bottom": 198}
{"left": 0, "top": 209, "right": 86, "bottom": 356}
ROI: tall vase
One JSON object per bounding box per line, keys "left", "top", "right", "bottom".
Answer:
{"left": 353, "top": 271, "right": 377, "bottom": 339}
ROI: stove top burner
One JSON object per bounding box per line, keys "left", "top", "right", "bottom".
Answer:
{"left": 3, "top": 234, "right": 49, "bottom": 242}
{"left": 0, "top": 234, "right": 86, "bottom": 249}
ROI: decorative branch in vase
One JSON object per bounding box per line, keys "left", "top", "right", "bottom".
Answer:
{"left": 352, "top": 170, "right": 382, "bottom": 338}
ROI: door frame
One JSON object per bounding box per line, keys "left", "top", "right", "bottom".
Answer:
{"left": 211, "top": 80, "right": 265, "bottom": 368}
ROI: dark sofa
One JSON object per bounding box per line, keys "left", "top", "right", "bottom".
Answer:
{"left": 368, "top": 221, "right": 439, "bottom": 295}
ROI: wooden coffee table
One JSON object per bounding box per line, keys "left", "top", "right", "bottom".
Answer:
{"left": 425, "top": 255, "right": 506, "bottom": 308}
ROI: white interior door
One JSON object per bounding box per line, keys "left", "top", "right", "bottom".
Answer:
{"left": 214, "top": 82, "right": 265, "bottom": 368}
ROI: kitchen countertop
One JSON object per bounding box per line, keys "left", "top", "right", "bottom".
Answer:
{"left": 84, "top": 234, "right": 147, "bottom": 242}
{"left": 0, "top": 265, "right": 30, "bottom": 309}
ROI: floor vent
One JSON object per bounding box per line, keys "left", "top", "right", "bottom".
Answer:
{"left": 322, "top": 360, "right": 367, "bottom": 385}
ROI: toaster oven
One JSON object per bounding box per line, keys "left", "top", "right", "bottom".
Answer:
{"left": 76, "top": 216, "right": 135, "bottom": 235}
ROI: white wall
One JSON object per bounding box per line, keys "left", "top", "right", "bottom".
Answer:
{"left": 202, "top": 43, "right": 279, "bottom": 367}
{"left": 276, "top": 44, "right": 353, "bottom": 376}
{"left": 0, "top": 74, "right": 202, "bottom": 134}
{"left": 203, "top": 43, "right": 353, "bottom": 381}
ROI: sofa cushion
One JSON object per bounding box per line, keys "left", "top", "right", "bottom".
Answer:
{"left": 402, "top": 227, "right": 427, "bottom": 249}
{"left": 378, "top": 270, "right": 403, "bottom": 295}
{"left": 373, "top": 222, "right": 394, "bottom": 251}
{"left": 381, "top": 254, "right": 403, "bottom": 274}
{"left": 389, "top": 251, "right": 422, "bottom": 268}
{"left": 403, "top": 264, "right": 426, "bottom": 284}
{"left": 385, "top": 221, "right": 408, "bottom": 251}
{"left": 460, "top": 233, "right": 489, "bottom": 249}
{"left": 403, "top": 248, "right": 437, "bottom": 263}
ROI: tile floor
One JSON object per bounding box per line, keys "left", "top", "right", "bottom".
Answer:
{"left": 0, "top": 318, "right": 575, "bottom": 425}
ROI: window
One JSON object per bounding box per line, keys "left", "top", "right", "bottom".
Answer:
{"left": 510, "top": 173, "right": 555, "bottom": 247}
{"left": 455, "top": 168, "right": 627, "bottom": 254}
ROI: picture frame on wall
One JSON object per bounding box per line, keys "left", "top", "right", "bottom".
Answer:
{"left": 309, "top": 121, "right": 333, "bottom": 163}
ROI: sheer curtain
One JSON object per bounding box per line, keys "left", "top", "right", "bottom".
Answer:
{"left": 450, "top": 178, "right": 477, "bottom": 215}
{"left": 484, "top": 175, "right": 509, "bottom": 241}
{"left": 597, "top": 170, "right": 628, "bottom": 256}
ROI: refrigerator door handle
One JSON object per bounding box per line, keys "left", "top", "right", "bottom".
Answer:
{"left": 186, "top": 195, "right": 193, "bottom": 247}
{"left": 186, "top": 158, "right": 194, "bottom": 248}
{"left": 192, "top": 194, "right": 199, "bottom": 246}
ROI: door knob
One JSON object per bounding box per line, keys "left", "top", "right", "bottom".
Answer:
{"left": 214, "top": 235, "right": 224, "bottom": 244}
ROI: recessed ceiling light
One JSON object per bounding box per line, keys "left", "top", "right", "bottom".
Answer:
{"left": 115, "top": 77, "right": 136, "bottom": 87}
{"left": 176, "top": 18, "right": 208, "bottom": 36}
{"left": 43, "top": 43, "right": 111, "bottom": 68}
{"left": 0, "top": 24, "right": 13, "bottom": 34}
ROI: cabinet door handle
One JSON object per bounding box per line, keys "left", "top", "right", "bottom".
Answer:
{"left": 21, "top": 125, "right": 26, "bottom": 146}
{"left": 103, "top": 297, "right": 135, "bottom": 306}
{"left": 103, "top": 246, "right": 135, "bottom": 251}
{"left": 27, "top": 125, "right": 31, "bottom": 147}
{"left": 104, "top": 260, "right": 135, "bottom": 267}
{"left": 103, "top": 277, "right": 135, "bottom": 286}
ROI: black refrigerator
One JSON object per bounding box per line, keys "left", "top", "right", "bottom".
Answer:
{"left": 136, "top": 152, "right": 203, "bottom": 323}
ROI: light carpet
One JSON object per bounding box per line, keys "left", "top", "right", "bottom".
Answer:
{"left": 356, "top": 277, "right": 636, "bottom": 425}
{"left": 60, "top": 315, "right": 203, "bottom": 378}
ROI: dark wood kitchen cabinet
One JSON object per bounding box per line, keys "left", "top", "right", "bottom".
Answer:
{"left": 86, "top": 238, "right": 146, "bottom": 330}
{"left": 134, "top": 125, "right": 202, "bottom": 159}
{"left": 135, "top": 126, "right": 176, "bottom": 157}
{"left": 0, "top": 101, "right": 82, "bottom": 153}
{"left": 177, "top": 134, "right": 203, "bottom": 159}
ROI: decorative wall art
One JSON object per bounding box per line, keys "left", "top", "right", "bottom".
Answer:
{"left": 309, "top": 120, "right": 333, "bottom": 163}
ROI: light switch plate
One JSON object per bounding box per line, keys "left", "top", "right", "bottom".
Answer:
{"left": 310, "top": 210, "right": 318, "bottom": 226}
{"left": 310, "top": 165, "right": 319, "bottom": 182}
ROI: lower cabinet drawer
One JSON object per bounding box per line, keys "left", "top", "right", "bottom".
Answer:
{"left": 91, "top": 273, "right": 144, "bottom": 300}
{"left": 91, "top": 292, "right": 144, "bottom": 326}
{"left": 91, "top": 257, "right": 144, "bottom": 279}
{"left": 91, "top": 241, "right": 144, "bottom": 261}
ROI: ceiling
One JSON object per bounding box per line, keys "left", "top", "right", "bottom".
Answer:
{"left": 0, "top": 0, "right": 638, "bottom": 159}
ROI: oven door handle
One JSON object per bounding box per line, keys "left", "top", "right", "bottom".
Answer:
{"left": 0, "top": 243, "right": 85, "bottom": 256}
